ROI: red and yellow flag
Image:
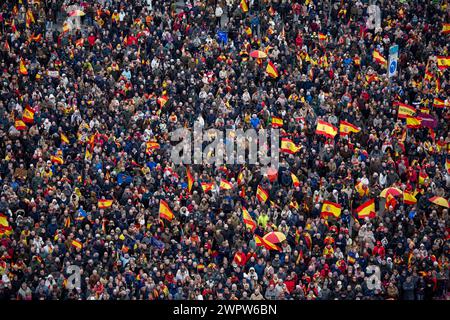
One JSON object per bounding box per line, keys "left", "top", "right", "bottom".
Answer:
{"left": 256, "top": 185, "right": 269, "bottom": 203}
{"left": 403, "top": 192, "right": 417, "bottom": 205}
{"left": 339, "top": 121, "right": 360, "bottom": 136}
{"left": 318, "top": 33, "right": 327, "bottom": 41}
{"left": 266, "top": 61, "right": 279, "bottom": 78}
{"left": 355, "top": 181, "right": 369, "bottom": 197}
{"left": 321, "top": 200, "right": 342, "bottom": 218}
{"left": 61, "top": 133, "right": 69, "bottom": 144}
{"left": 255, "top": 235, "right": 280, "bottom": 251}
{"left": 219, "top": 179, "right": 233, "bottom": 190}
{"left": 19, "top": 59, "right": 28, "bottom": 75}
{"left": 442, "top": 23, "right": 450, "bottom": 34}
{"left": 406, "top": 116, "right": 422, "bottom": 129}
{"left": 395, "top": 102, "right": 416, "bottom": 119}
{"left": 242, "top": 207, "right": 256, "bottom": 232}
{"left": 446, "top": 158, "right": 450, "bottom": 175}
{"left": 355, "top": 199, "right": 376, "bottom": 219}
{"left": 291, "top": 172, "right": 300, "bottom": 187}
{"left": 280, "top": 138, "right": 300, "bottom": 154}
{"left": 271, "top": 117, "right": 283, "bottom": 128}
{"left": 240, "top": 0, "right": 249, "bottom": 13}
{"left": 157, "top": 95, "right": 168, "bottom": 107}
{"left": 186, "top": 166, "right": 194, "bottom": 193}
{"left": 436, "top": 56, "right": 450, "bottom": 70}
{"left": 433, "top": 98, "right": 446, "bottom": 108}
{"left": 22, "top": 106, "right": 35, "bottom": 124}
{"left": 372, "top": 49, "right": 387, "bottom": 67}
{"left": 316, "top": 120, "right": 338, "bottom": 138}
{"left": 98, "top": 199, "right": 113, "bottom": 209}
{"left": 159, "top": 199, "right": 174, "bottom": 221}
{"left": 71, "top": 240, "right": 83, "bottom": 249}
{"left": 201, "top": 182, "right": 214, "bottom": 193}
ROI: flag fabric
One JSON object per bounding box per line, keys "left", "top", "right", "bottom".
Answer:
{"left": 201, "top": 182, "right": 214, "bottom": 193}
{"left": 186, "top": 166, "right": 194, "bottom": 193}
{"left": 355, "top": 199, "right": 376, "bottom": 219}
{"left": 255, "top": 234, "right": 280, "bottom": 251}
{"left": 71, "top": 240, "right": 82, "bottom": 249}
{"left": 256, "top": 185, "right": 269, "bottom": 203}
{"left": 242, "top": 207, "right": 256, "bottom": 232}
{"left": 433, "top": 98, "right": 446, "bottom": 108}
{"left": 316, "top": 120, "right": 338, "bottom": 138}
{"left": 219, "top": 179, "right": 233, "bottom": 190}
{"left": 406, "top": 116, "right": 422, "bottom": 129}
{"left": 60, "top": 133, "right": 69, "bottom": 144}
{"left": 355, "top": 181, "right": 369, "bottom": 197}
{"left": 318, "top": 33, "right": 327, "bottom": 41}
{"left": 240, "top": 0, "right": 248, "bottom": 13}
{"left": 271, "top": 117, "right": 283, "bottom": 128}
{"left": 372, "top": 49, "right": 387, "bottom": 67}
{"left": 145, "top": 140, "right": 160, "bottom": 154}
{"left": 291, "top": 172, "right": 300, "bottom": 187}
{"left": 418, "top": 171, "right": 429, "bottom": 185}
{"left": 266, "top": 61, "right": 279, "bottom": 78}
{"left": 19, "top": 59, "right": 28, "bottom": 75}
{"left": 237, "top": 170, "right": 244, "bottom": 185}
{"left": 76, "top": 208, "right": 88, "bottom": 221}
{"left": 442, "top": 23, "right": 450, "bottom": 34}
{"left": 50, "top": 155, "right": 64, "bottom": 165}
{"left": 339, "top": 121, "right": 360, "bottom": 136}
{"left": 436, "top": 56, "right": 450, "bottom": 70}
{"left": 157, "top": 95, "right": 168, "bottom": 107}
{"left": 395, "top": 102, "right": 416, "bottom": 119}
{"left": 22, "top": 106, "right": 35, "bottom": 124}
{"left": 321, "top": 200, "right": 342, "bottom": 218}
{"left": 98, "top": 199, "right": 113, "bottom": 209}
{"left": 15, "top": 120, "right": 27, "bottom": 131}
{"left": 244, "top": 26, "right": 252, "bottom": 37}
{"left": 280, "top": 138, "right": 300, "bottom": 154}
{"left": 446, "top": 158, "right": 450, "bottom": 174}
{"left": 385, "top": 192, "right": 398, "bottom": 210}
{"left": 63, "top": 21, "right": 71, "bottom": 33}
{"left": 159, "top": 199, "right": 174, "bottom": 221}
{"left": 403, "top": 192, "right": 417, "bottom": 205}
{"left": 64, "top": 217, "right": 71, "bottom": 228}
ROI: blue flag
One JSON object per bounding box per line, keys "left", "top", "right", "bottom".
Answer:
{"left": 217, "top": 30, "right": 228, "bottom": 44}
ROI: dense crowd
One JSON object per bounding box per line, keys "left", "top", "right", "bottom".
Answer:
{"left": 0, "top": 0, "right": 449, "bottom": 300}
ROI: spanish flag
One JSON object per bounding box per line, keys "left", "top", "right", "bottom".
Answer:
{"left": 406, "top": 116, "right": 421, "bottom": 129}
{"left": 372, "top": 49, "right": 387, "bottom": 67}
{"left": 98, "top": 199, "right": 113, "bottom": 209}
{"left": 436, "top": 56, "right": 450, "bottom": 70}
{"left": 63, "top": 21, "right": 71, "bottom": 33}
{"left": 255, "top": 234, "right": 280, "bottom": 251}
{"left": 266, "top": 61, "right": 279, "bottom": 78}
{"left": 355, "top": 181, "right": 369, "bottom": 197}
{"left": 280, "top": 138, "right": 300, "bottom": 154}
{"left": 395, "top": 102, "right": 416, "bottom": 119}
{"left": 418, "top": 171, "right": 428, "bottom": 185}
{"left": 201, "top": 182, "right": 214, "bottom": 193}
{"left": 433, "top": 98, "right": 445, "bottom": 108}
{"left": 316, "top": 120, "right": 338, "bottom": 138}
{"left": 355, "top": 199, "right": 376, "bottom": 219}
{"left": 291, "top": 172, "right": 300, "bottom": 187}
{"left": 61, "top": 133, "right": 69, "bottom": 144}
{"left": 385, "top": 192, "right": 397, "bottom": 209}
{"left": 26, "top": 9, "right": 35, "bottom": 27}
{"left": 442, "top": 23, "right": 450, "bottom": 34}
{"left": 240, "top": 0, "right": 248, "bottom": 13}
{"left": 318, "top": 33, "right": 327, "bottom": 41}
{"left": 157, "top": 95, "right": 168, "bottom": 107}
{"left": 71, "top": 240, "right": 83, "bottom": 249}
{"left": 242, "top": 207, "right": 256, "bottom": 232}
{"left": 271, "top": 117, "right": 283, "bottom": 128}
{"left": 22, "top": 106, "right": 35, "bottom": 124}
{"left": 445, "top": 158, "right": 450, "bottom": 174}
{"left": 146, "top": 140, "right": 160, "bottom": 154}
{"left": 19, "top": 59, "right": 28, "bottom": 75}
{"left": 159, "top": 199, "right": 174, "bottom": 221}
{"left": 403, "top": 192, "right": 417, "bottom": 205}
{"left": 237, "top": 170, "right": 244, "bottom": 185}
{"left": 256, "top": 185, "right": 269, "bottom": 203}
{"left": 186, "top": 166, "right": 194, "bottom": 193}
{"left": 30, "top": 33, "right": 42, "bottom": 42}
{"left": 244, "top": 26, "right": 252, "bottom": 37}
{"left": 219, "top": 179, "right": 233, "bottom": 190}
{"left": 339, "top": 121, "right": 360, "bottom": 136}
{"left": 321, "top": 200, "right": 342, "bottom": 218}
{"left": 50, "top": 155, "right": 64, "bottom": 165}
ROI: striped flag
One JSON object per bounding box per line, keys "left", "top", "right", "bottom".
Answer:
{"left": 403, "top": 192, "right": 417, "bottom": 205}
{"left": 394, "top": 102, "right": 416, "bottom": 119}
{"left": 339, "top": 121, "right": 360, "bottom": 136}
{"left": 186, "top": 166, "right": 194, "bottom": 193}
{"left": 436, "top": 56, "right": 450, "bottom": 70}
{"left": 219, "top": 179, "right": 233, "bottom": 190}
{"left": 271, "top": 117, "right": 283, "bottom": 128}
{"left": 442, "top": 23, "right": 450, "bottom": 34}
{"left": 71, "top": 240, "right": 83, "bottom": 249}
{"left": 98, "top": 199, "right": 113, "bottom": 209}
{"left": 266, "top": 61, "right": 279, "bottom": 78}
{"left": 433, "top": 98, "right": 446, "bottom": 108}
{"left": 159, "top": 199, "right": 174, "bottom": 221}
{"left": 256, "top": 185, "right": 269, "bottom": 203}
{"left": 242, "top": 207, "right": 256, "bottom": 232}
{"left": 22, "top": 106, "right": 35, "bottom": 124}
{"left": 291, "top": 172, "right": 300, "bottom": 187}
{"left": 406, "top": 116, "right": 422, "bottom": 129}
{"left": 280, "top": 138, "right": 300, "bottom": 154}
{"left": 372, "top": 49, "right": 387, "bottom": 67}
{"left": 255, "top": 235, "right": 280, "bottom": 251}
{"left": 240, "top": 0, "right": 248, "bottom": 13}
{"left": 316, "top": 120, "right": 338, "bottom": 138}
{"left": 355, "top": 199, "right": 376, "bottom": 219}
{"left": 50, "top": 155, "right": 64, "bottom": 165}
{"left": 201, "top": 182, "right": 214, "bottom": 193}
{"left": 321, "top": 201, "right": 342, "bottom": 218}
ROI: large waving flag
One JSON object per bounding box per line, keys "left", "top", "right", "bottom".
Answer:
{"left": 22, "top": 106, "right": 35, "bottom": 124}
{"left": 321, "top": 200, "right": 342, "bottom": 218}
{"left": 394, "top": 102, "right": 416, "bottom": 119}
{"left": 436, "top": 56, "right": 450, "bottom": 70}
{"left": 339, "top": 121, "right": 360, "bottom": 136}
{"left": 406, "top": 116, "right": 422, "bottom": 129}
{"left": 355, "top": 199, "right": 376, "bottom": 219}
{"left": 316, "top": 120, "right": 338, "bottom": 138}
{"left": 255, "top": 235, "right": 280, "bottom": 251}
{"left": 256, "top": 185, "right": 269, "bottom": 203}
{"left": 159, "top": 199, "right": 174, "bottom": 221}
{"left": 242, "top": 207, "right": 256, "bottom": 232}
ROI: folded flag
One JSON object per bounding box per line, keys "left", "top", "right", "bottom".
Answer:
{"left": 355, "top": 199, "right": 376, "bottom": 219}
{"left": 19, "top": 58, "right": 28, "bottom": 75}
{"left": 318, "top": 33, "right": 327, "bottom": 41}
{"left": 98, "top": 199, "right": 113, "bottom": 209}
{"left": 159, "top": 199, "right": 174, "bottom": 221}
{"left": 355, "top": 181, "right": 369, "bottom": 197}
{"left": 256, "top": 185, "right": 269, "bottom": 203}
{"left": 436, "top": 56, "right": 450, "bottom": 70}
{"left": 242, "top": 207, "right": 256, "bottom": 232}
{"left": 321, "top": 200, "right": 342, "bottom": 218}
{"left": 339, "top": 121, "right": 360, "bottom": 136}
{"left": 395, "top": 102, "right": 416, "bottom": 119}
{"left": 157, "top": 95, "right": 168, "bottom": 107}
{"left": 316, "top": 120, "right": 338, "bottom": 138}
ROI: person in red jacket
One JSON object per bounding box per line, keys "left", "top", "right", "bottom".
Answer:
{"left": 373, "top": 241, "right": 386, "bottom": 259}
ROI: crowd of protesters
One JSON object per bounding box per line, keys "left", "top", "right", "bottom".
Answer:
{"left": 0, "top": 0, "right": 449, "bottom": 300}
